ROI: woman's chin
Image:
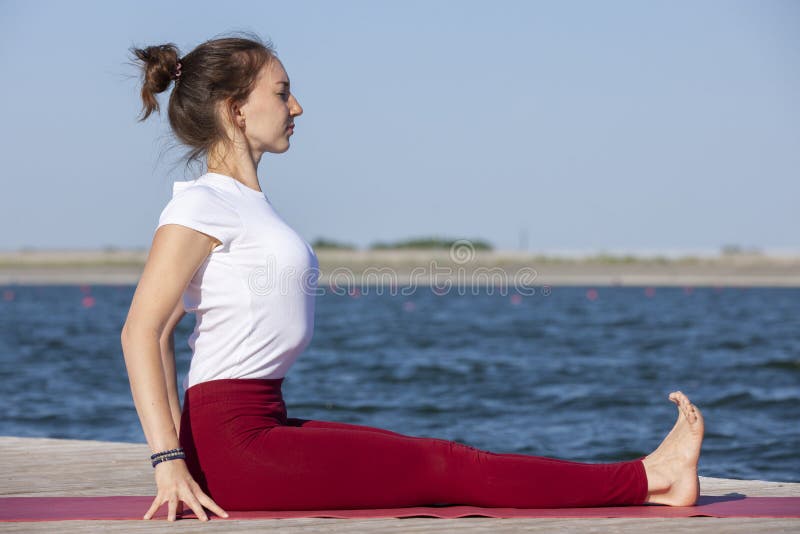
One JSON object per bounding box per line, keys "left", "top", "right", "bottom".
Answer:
{"left": 263, "top": 141, "right": 291, "bottom": 154}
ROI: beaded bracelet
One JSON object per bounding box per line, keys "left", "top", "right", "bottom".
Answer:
{"left": 150, "top": 447, "right": 183, "bottom": 460}
{"left": 150, "top": 447, "right": 186, "bottom": 468}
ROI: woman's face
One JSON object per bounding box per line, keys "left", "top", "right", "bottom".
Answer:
{"left": 237, "top": 57, "right": 303, "bottom": 154}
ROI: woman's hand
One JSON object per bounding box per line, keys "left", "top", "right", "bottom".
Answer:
{"left": 143, "top": 459, "right": 230, "bottom": 521}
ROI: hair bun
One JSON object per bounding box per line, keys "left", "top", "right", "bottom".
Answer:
{"left": 130, "top": 42, "right": 181, "bottom": 120}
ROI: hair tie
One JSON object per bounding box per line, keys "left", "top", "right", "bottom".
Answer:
{"left": 170, "top": 61, "right": 182, "bottom": 81}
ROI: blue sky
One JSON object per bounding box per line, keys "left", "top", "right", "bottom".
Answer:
{"left": 1, "top": 0, "right": 797, "bottom": 254}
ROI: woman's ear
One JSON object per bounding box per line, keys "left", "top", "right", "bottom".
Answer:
{"left": 231, "top": 101, "right": 246, "bottom": 130}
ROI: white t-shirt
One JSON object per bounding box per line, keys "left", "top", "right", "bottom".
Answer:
{"left": 154, "top": 172, "right": 319, "bottom": 393}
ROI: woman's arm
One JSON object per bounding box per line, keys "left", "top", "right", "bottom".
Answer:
{"left": 120, "top": 225, "right": 217, "bottom": 455}
{"left": 121, "top": 225, "right": 227, "bottom": 521}
{"left": 160, "top": 299, "right": 186, "bottom": 436}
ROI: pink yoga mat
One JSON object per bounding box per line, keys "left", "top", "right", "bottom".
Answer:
{"left": 1, "top": 495, "right": 798, "bottom": 521}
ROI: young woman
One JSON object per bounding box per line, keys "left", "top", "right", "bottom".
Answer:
{"left": 121, "top": 33, "right": 705, "bottom": 522}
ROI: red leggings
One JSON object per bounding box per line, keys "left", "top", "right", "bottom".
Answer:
{"left": 178, "top": 378, "right": 648, "bottom": 510}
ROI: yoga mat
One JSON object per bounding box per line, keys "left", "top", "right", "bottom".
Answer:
{"left": 1, "top": 495, "right": 798, "bottom": 521}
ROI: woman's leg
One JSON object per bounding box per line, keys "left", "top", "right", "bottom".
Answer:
{"left": 285, "top": 417, "right": 639, "bottom": 467}
{"left": 205, "top": 419, "right": 647, "bottom": 510}
{"left": 182, "top": 379, "right": 702, "bottom": 511}
{"left": 284, "top": 417, "right": 408, "bottom": 436}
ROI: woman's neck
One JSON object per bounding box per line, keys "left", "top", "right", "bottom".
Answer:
{"left": 207, "top": 146, "right": 262, "bottom": 191}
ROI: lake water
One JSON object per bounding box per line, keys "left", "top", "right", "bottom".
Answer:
{"left": 1, "top": 284, "right": 798, "bottom": 482}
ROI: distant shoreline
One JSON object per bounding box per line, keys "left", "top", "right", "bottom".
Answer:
{"left": 1, "top": 249, "right": 799, "bottom": 286}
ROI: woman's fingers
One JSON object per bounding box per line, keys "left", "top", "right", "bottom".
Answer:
{"left": 168, "top": 497, "right": 179, "bottom": 521}
{"left": 143, "top": 494, "right": 162, "bottom": 520}
{"left": 142, "top": 493, "right": 209, "bottom": 522}
{"left": 184, "top": 482, "right": 230, "bottom": 520}
{"left": 181, "top": 491, "right": 209, "bottom": 521}
{"left": 144, "top": 463, "right": 229, "bottom": 521}
{"left": 196, "top": 490, "right": 230, "bottom": 519}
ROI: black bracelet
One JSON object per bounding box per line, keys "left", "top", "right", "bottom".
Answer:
{"left": 152, "top": 453, "right": 186, "bottom": 468}
{"left": 151, "top": 450, "right": 186, "bottom": 468}
{"left": 150, "top": 447, "right": 185, "bottom": 467}
{"left": 150, "top": 447, "right": 184, "bottom": 460}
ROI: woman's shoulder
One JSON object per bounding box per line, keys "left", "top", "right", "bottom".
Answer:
{"left": 167, "top": 180, "right": 239, "bottom": 214}
{"left": 156, "top": 180, "right": 243, "bottom": 246}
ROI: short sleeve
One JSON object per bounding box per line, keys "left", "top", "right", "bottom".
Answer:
{"left": 155, "top": 186, "right": 242, "bottom": 252}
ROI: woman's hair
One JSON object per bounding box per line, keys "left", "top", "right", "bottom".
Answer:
{"left": 129, "top": 32, "right": 277, "bottom": 166}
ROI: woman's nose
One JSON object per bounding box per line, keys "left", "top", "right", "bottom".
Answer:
{"left": 290, "top": 95, "right": 303, "bottom": 117}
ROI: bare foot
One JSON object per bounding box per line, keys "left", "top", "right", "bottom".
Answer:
{"left": 641, "top": 391, "right": 704, "bottom": 506}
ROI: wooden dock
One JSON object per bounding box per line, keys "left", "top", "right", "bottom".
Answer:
{"left": 1, "top": 436, "right": 798, "bottom": 532}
